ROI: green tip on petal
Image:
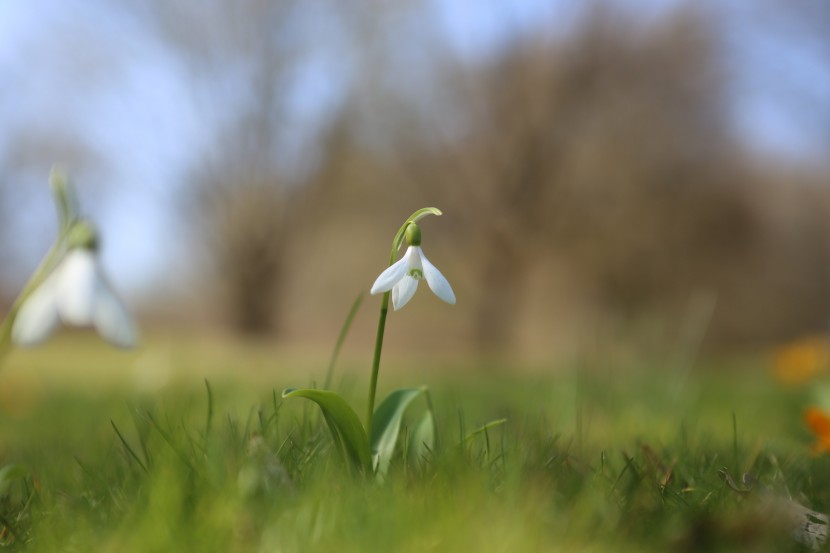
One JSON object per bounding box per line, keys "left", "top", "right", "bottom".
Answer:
{"left": 405, "top": 223, "right": 421, "bottom": 246}
{"left": 66, "top": 220, "right": 99, "bottom": 251}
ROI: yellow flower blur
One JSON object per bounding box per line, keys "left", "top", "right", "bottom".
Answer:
{"left": 774, "top": 336, "right": 830, "bottom": 386}
{"left": 805, "top": 407, "right": 830, "bottom": 454}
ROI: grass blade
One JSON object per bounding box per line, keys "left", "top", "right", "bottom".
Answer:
{"left": 465, "top": 418, "right": 507, "bottom": 442}
{"left": 144, "top": 412, "right": 200, "bottom": 476}
{"left": 204, "top": 378, "right": 214, "bottom": 444}
{"left": 111, "top": 421, "right": 148, "bottom": 474}
{"left": 324, "top": 293, "right": 363, "bottom": 390}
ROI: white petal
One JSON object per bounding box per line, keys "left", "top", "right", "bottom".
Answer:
{"left": 407, "top": 246, "right": 424, "bottom": 271}
{"left": 421, "top": 251, "right": 456, "bottom": 305}
{"left": 11, "top": 276, "right": 60, "bottom": 346}
{"left": 392, "top": 275, "right": 418, "bottom": 310}
{"left": 370, "top": 249, "right": 411, "bottom": 295}
{"left": 54, "top": 249, "right": 100, "bottom": 326}
{"left": 391, "top": 279, "right": 400, "bottom": 307}
{"left": 93, "top": 280, "right": 137, "bottom": 348}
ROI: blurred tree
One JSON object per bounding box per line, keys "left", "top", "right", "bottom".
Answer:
{"left": 542, "top": 8, "right": 756, "bottom": 308}
{"left": 387, "top": 5, "right": 759, "bottom": 351}
{"left": 124, "top": 0, "right": 826, "bottom": 349}
{"left": 139, "top": 0, "right": 348, "bottom": 335}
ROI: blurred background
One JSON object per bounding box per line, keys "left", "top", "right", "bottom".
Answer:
{"left": 1, "top": 0, "right": 829, "bottom": 362}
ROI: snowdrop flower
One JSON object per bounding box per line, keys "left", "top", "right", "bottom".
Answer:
{"left": 12, "top": 221, "right": 137, "bottom": 348}
{"left": 370, "top": 223, "right": 455, "bottom": 310}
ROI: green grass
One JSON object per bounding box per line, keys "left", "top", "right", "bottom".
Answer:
{"left": 0, "top": 345, "right": 826, "bottom": 552}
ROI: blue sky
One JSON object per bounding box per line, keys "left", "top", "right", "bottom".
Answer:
{"left": 0, "top": 0, "right": 826, "bottom": 297}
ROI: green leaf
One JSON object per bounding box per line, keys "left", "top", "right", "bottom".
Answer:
{"left": 392, "top": 207, "right": 442, "bottom": 254}
{"left": 371, "top": 387, "right": 428, "bottom": 478}
{"left": 282, "top": 388, "right": 371, "bottom": 474}
{"left": 0, "top": 464, "right": 28, "bottom": 497}
{"left": 408, "top": 409, "right": 435, "bottom": 465}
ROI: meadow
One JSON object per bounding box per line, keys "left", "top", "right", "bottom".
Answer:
{"left": 4, "top": 2, "right": 829, "bottom": 550}
{"left": 0, "top": 335, "right": 826, "bottom": 552}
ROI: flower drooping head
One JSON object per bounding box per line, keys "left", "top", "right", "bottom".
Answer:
{"left": 370, "top": 222, "right": 455, "bottom": 310}
{"left": 12, "top": 220, "right": 137, "bottom": 348}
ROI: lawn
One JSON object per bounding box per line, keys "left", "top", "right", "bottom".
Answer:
{"left": 0, "top": 337, "right": 826, "bottom": 552}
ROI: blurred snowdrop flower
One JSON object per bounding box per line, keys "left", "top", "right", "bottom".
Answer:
{"left": 12, "top": 221, "right": 137, "bottom": 348}
{"left": 370, "top": 223, "right": 455, "bottom": 310}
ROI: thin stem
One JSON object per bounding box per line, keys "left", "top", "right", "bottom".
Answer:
{"left": 0, "top": 228, "right": 70, "bottom": 368}
{"left": 366, "top": 231, "right": 404, "bottom": 439}
{"left": 366, "top": 291, "right": 389, "bottom": 439}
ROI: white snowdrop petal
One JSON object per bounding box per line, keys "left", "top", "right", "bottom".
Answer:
{"left": 370, "top": 252, "right": 410, "bottom": 295}
{"left": 392, "top": 275, "right": 418, "bottom": 311}
{"left": 12, "top": 277, "right": 60, "bottom": 347}
{"left": 421, "top": 252, "right": 456, "bottom": 305}
{"left": 55, "top": 250, "right": 99, "bottom": 325}
{"left": 408, "top": 246, "right": 424, "bottom": 271}
{"left": 392, "top": 280, "right": 400, "bottom": 308}
{"left": 93, "top": 280, "right": 137, "bottom": 348}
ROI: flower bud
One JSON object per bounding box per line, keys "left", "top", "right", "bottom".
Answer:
{"left": 405, "top": 223, "right": 421, "bottom": 246}
{"left": 66, "top": 220, "right": 99, "bottom": 251}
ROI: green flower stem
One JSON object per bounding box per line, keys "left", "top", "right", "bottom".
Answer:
{"left": 366, "top": 256, "right": 393, "bottom": 440}
{"left": 0, "top": 230, "right": 69, "bottom": 367}
{"left": 366, "top": 207, "right": 442, "bottom": 439}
